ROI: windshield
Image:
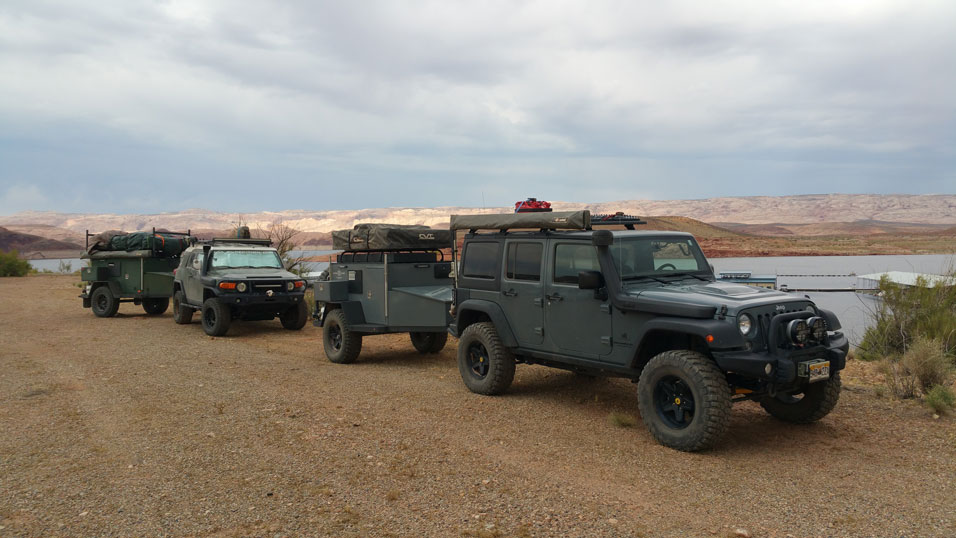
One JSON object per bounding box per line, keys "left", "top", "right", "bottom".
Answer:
{"left": 209, "top": 250, "right": 283, "bottom": 269}
{"left": 609, "top": 237, "right": 709, "bottom": 280}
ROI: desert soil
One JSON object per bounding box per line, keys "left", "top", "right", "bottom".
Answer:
{"left": 1, "top": 275, "right": 954, "bottom": 537}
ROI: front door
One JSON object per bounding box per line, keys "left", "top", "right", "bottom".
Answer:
{"left": 499, "top": 240, "right": 545, "bottom": 347}
{"left": 184, "top": 252, "right": 205, "bottom": 305}
{"left": 545, "top": 242, "right": 613, "bottom": 358}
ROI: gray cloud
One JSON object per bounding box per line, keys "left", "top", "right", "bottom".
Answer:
{"left": 0, "top": 0, "right": 953, "bottom": 214}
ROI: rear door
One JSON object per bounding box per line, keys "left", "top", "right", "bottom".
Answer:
{"left": 544, "top": 241, "right": 613, "bottom": 358}
{"left": 499, "top": 240, "right": 545, "bottom": 347}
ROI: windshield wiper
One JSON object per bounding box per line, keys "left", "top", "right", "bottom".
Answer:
{"left": 663, "top": 272, "right": 710, "bottom": 282}
{"left": 622, "top": 275, "right": 668, "bottom": 284}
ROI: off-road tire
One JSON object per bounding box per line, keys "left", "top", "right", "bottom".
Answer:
{"left": 90, "top": 286, "right": 119, "bottom": 318}
{"left": 323, "top": 308, "right": 362, "bottom": 364}
{"left": 457, "top": 322, "right": 515, "bottom": 395}
{"left": 201, "top": 298, "right": 232, "bottom": 336}
{"left": 760, "top": 373, "right": 841, "bottom": 424}
{"left": 637, "top": 350, "right": 732, "bottom": 452}
{"left": 142, "top": 298, "right": 169, "bottom": 315}
{"left": 172, "top": 291, "right": 193, "bottom": 324}
{"left": 410, "top": 332, "right": 448, "bottom": 354}
{"left": 280, "top": 301, "right": 309, "bottom": 331}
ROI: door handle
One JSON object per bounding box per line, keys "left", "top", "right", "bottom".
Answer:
{"left": 546, "top": 293, "right": 563, "bottom": 302}
{"left": 502, "top": 289, "right": 518, "bottom": 297}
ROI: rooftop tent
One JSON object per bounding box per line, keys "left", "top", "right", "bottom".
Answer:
{"left": 86, "top": 230, "right": 192, "bottom": 257}
{"left": 331, "top": 223, "right": 452, "bottom": 251}
{"left": 449, "top": 211, "right": 592, "bottom": 232}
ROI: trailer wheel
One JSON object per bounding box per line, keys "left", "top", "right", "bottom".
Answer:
{"left": 172, "top": 291, "right": 193, "bottom": 324}
{"left": 410, "top": 332, "right": 448, "bottom": 354}
{"left": 91, "top": 286, "right": 119, "bottom": 318}
{"left": 202, "top": 298, "right": 232, "bottom": 336}
{"left": 323, "top": 309, "right": 362, "bottom": 363}
{"left": 142, "top": 298, "right": 169, "bottom": 315}
{"left": 280, "top": 301, "right": 309, "bottom": 330}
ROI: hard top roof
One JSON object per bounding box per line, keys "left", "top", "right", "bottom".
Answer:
{"left": 466, "top": 229, "right": 695, "bottom": 240}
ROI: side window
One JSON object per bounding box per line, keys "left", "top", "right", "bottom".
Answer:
{"left": 553, "top": 244, "right": 599, "bottom": 284}
{"left": 191, "top": 252, "right": 203, "bottom": 270}
{"left": 505, "top": 242, "right": 543, "bottom": 281}
{"left": 461, "top": 242, "right": 499, "bottom": 279}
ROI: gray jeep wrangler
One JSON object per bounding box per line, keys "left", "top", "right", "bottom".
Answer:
{"left": 172, "top": 238, "right": 309, "bottom": 336}
{"left": 449, "top": 211, "right": 849, "bottom": 451}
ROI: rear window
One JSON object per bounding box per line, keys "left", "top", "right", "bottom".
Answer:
{"left": 462, "top": 242, "right": 499, "bottom": 279}
{"left": 505, "top": 242, "right": 542, "bottom": 281}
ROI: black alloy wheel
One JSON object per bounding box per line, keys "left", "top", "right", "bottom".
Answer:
{"left": 654, "top": 375, "right": 696, "bottom": 429}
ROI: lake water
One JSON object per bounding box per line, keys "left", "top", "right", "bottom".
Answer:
{"left": 28, "top": 258, "right": 86, "bottom": 273}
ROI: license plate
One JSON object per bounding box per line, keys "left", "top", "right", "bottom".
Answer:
{"left": 808, "top": 361, "right": 830, "bottom": 383}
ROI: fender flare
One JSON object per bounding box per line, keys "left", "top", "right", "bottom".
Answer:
{"left": 631, "top": 317, "right": 745, "bottom": 368}
{"left": 455, "top": 299, "right": 518, "bottom": 348}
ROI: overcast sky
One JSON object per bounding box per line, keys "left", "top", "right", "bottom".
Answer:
{"left": 1, "top": 0, "right": 953, "bottom": 215}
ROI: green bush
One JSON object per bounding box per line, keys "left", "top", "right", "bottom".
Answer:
{"left": 859, "top": 272, "right": 956, "bottom": 361}
{"left": 0, "top": 250, "right": 31, "bottom": 277}
{"left": 879, "top": 336, "right": 953, "bottom": 399}
{"left": 925, "top": 385, "right": 956, "bottom": 415}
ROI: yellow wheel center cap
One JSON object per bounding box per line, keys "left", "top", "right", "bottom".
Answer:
{"left": 675, "top": 397, "right": 681, "bottom": 405}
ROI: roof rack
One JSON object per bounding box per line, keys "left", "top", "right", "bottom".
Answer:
{"left": 449, "top": 210, "right": 646, "bottom": 233}
{"left": 590, "top": 212, "right": 646, "bottom": 230}
{"left": 207, "top": 238, "right": 273, "bottom": 246}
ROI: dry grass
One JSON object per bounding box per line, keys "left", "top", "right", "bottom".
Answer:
{"left": 607, "top": 411, "right": 638, "bottom": 428}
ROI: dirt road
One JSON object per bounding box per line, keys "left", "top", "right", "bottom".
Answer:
{"left": 1, "top": 275, "right": 954, "bottom": 537}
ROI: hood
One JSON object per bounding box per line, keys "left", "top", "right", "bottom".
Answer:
{"left": 625, "top": 280, "right": 808, "bottom": 312}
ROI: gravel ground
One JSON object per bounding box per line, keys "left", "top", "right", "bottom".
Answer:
{"left": 1, "top": 275, "right": 954, "bottom": 537}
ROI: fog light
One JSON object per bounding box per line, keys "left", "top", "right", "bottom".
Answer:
{"left": 788, "top": 319, "right": 810, "bottom": 344}
{"left": 807, "top": 316, "right": 826, "bottom": 341}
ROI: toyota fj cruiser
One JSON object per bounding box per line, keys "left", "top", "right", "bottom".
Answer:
{"left": 172, "top": 238, "right": 309, "bottom": 336}
{"left": 449, "top": 211, "right": 848, "bottom": 451}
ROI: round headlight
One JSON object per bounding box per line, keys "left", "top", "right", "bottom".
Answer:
{"left": 236, "top": 282, "right": 247, "bottom": 293}
{"left": 286, "top": 281, "right": 295, "bottom": 291}
{"left": 807, "top": 316, "right": 826, "bottom": 341}
{"left": 737, "top": 314, "right": 753, "bottom": 336}
{"left": 788, "top": 319, "right": 810, "bottom": 345}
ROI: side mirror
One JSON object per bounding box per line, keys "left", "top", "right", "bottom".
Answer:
{"left": 592, "top": 230, "right": 613, "bottom": 247}
{"left": 578, "top": 270, "right": 604, "bottom": 290}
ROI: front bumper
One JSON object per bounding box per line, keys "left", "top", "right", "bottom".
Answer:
{"left": 218, "top": 291, "right": 304, "bottom": 309}
{"left": 711, "top": 331, "right": 849, "bottom": 385}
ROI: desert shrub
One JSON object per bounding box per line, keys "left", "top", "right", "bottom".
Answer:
{"left": 925, "top": 385, "right": 956, "bottom": 415}
{"left": 0, "top": 250, "right": 31, "bottom": 277}
{"left": 858, "top": 272, "right": 956, "bottom": 361}
{"left": 879, "top": 336, "right": 953, "bottom": 399}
